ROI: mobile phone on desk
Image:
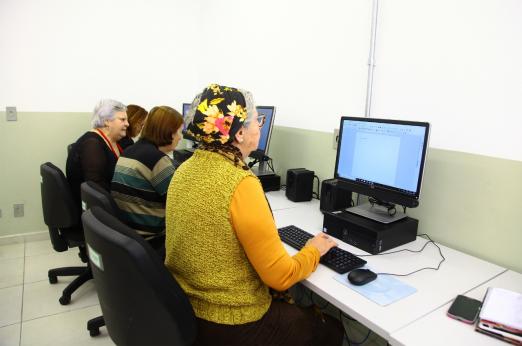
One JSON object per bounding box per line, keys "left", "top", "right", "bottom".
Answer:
{"left": 447, "top": 295, "right": 482, "bottom": 324}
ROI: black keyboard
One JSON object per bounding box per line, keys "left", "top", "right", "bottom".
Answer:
{"left": 278, "top": 225, "right": 367, "bottom": 274}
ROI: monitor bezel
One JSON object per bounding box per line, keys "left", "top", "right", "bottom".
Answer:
{"left": 334, "top": 116, "right": 430, "bottom": 208}
{"left": 250, "top": 105, "right": 276, "bottom": 160}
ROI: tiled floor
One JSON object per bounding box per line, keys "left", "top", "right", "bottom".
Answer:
{"left": 1, "top": 237, "right": 386, "bottom": 346}
{"left": 0, "top": 239, "right": 114, "bottom": 346}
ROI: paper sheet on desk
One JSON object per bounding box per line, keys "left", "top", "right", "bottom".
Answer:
{"left": 334, "top": 270, "right": 417, "bottom": 306}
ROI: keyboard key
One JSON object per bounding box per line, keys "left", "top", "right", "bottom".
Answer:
{"left": 278, "top": 225, "right": 366, "bottom": 274}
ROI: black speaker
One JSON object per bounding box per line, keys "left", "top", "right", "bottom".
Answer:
{"left": 285, "top": 168, "right": 314, "bottom": 202}
{"left": 320, "top": 179, "right": 352, "bottom": 212}
{"left": 259, "top": 174, "right": 281, "bottom": 192}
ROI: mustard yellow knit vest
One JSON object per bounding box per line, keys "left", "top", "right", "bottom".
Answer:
{"left": 165, "top": 150, "right": 271, "bottom": 325}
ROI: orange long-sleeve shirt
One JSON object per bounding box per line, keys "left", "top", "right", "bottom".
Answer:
{"left": 230, "top": 176, "right": 320, "bottom": 291}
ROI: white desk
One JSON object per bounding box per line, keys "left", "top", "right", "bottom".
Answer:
{"left": 265, "top": 190, "right": 320, "bottom": 211}
{"left": 267, "top": 192, "right": 506, "bottom": 341}
{"left": 389, "top": 270, "right": 522, "bottom": 346}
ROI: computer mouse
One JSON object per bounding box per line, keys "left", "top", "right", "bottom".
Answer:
{"left": 347, "top": 269, "right": 377, "bottom": 286}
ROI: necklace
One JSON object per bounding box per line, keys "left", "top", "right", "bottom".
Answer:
{"left": 96, "top": 129, "right": 123, "bottom": 158}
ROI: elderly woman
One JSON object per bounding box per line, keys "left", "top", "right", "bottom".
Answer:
{"left": 66, "top": 99, "right": 128, "bottom": 210}
{"left": 118, "top": 104, "right": 148, "bottom": 150}
{"left": 112, "top": 106, "right": 183, "bottom": 243}
{"left": 165, "top": 84, "right": 343, "bottom": 346}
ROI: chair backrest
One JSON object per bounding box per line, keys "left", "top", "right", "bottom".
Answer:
{"left": 82, "top": 207, "right": 197, "bottom": 346}
{"left": 80, "top": 181, "right": 121, "bottom": 218}
{"left": 40, "top": 162, "right": 81, "bottom": 251}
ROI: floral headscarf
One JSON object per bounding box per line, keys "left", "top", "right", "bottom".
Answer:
{"left": 184, "top": 84, "right": 249, "bottom": 145}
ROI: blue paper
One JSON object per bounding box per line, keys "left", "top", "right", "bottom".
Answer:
{"left": 334, "top": 268, "right": 417, "bottom": 306}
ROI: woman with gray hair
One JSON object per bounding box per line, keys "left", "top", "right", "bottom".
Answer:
{"left": 66, "top": 99, "right": 129, "bottom": 210}
{"left": 165, "top": 84, "right": 343, "bottom": 345}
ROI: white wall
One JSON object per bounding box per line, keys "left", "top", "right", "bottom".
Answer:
{"left": 196, "top": 0, "right": 372, "bottom": 133}
{"left": 1, "top": 0, "right": 521, "bottom": 161}
{"left": 0, "top": 0, "right": 200, "bottom": 112}
{"left": 372, "top": 0, "right": 522, "bottom": 161}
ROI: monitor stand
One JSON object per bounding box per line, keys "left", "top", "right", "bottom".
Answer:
{"left": 251, "top": 161, "right": 274, "bottom": 177}
{"left": 346, "top": 203, "right": 407, "bottom": 224}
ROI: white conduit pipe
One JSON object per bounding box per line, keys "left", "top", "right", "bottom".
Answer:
{"left": 364, "top": 0, "right": 379, "bottom": 118}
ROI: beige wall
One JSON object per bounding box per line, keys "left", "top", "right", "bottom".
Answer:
{"left": 0, "top": 112, "right": 91, "bottom": 236}
{"left": 1, "top": 114, "right": 521, "bottom": 273}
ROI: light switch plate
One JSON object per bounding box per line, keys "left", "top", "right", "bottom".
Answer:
{"left": 6, "top": 107, "right": 17, "bottom": 121}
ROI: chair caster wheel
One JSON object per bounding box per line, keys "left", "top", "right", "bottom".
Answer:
{"left": 49, "top": 275, "right": 58, "bottom": 284}
{"left": 89, "top": 328, "right": 100, "bottom": 337}
{"left": 59, "top": 295, "right": 70, "bottom": 305}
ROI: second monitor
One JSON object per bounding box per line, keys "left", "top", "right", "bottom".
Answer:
{"left": 250, "top": 106, "right": 276, "bottom": 176}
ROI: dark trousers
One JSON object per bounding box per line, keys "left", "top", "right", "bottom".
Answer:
{"left": 194, "top": 300, "right": 344, "bottom": 346}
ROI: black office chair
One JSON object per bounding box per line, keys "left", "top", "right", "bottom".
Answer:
{"left": 82, "top": 207, "right": 197, "bottom": 346}
{"left": 80, "top": 180, "right": 124, "bottom": 336}
{"left": 80, "top": 181, "right": 122, "bottom": 219}
{"left": 40, "top": 162, "right": 92, "bottom": 305}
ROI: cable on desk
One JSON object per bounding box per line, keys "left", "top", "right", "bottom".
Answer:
{"left": 354, "top": 234, "right": 446, "bottom": 277}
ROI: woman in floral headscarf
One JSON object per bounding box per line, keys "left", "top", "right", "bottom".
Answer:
{"left": 165, "top": 84, "right": 343, "bottom": 346}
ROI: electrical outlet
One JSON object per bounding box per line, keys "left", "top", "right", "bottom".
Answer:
{"left": 333, "top": 129, "right": 339, "bottom": 150}
{"left": 6, "top": 106, "right": 18, "bottom": 121}
{"left": 14, "top": 204, "right": 24, "bottom": 217}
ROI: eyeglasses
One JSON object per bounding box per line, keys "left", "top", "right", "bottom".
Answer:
{"left": 256, "top": 114, "right": 266, "bottom": 127}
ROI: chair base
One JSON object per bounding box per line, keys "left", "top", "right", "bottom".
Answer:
{"left": 48, "top": 266, "right": 93, "bottom": 305}
{"left": 87, "top": 315, "right": 105, "bottom": 337}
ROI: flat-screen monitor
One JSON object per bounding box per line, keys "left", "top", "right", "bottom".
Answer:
{"left": 250, "top": 106, "right": 276, "bottom": 160}
{"left": 334, "top": 116, "right": 430, "bottom": 216}
{"left": 182, "top": 103, "right": 191, "bottom": 130}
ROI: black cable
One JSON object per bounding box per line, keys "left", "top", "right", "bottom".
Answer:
{"left": 267, "top": 157, "right": 275, "bottom": 173}
{"left": 354, "top": 234, "right": 446, "bottom": 277}
{"left": 340, "top": 311, "right": 372, "bottom": 345}
{"left": 339, "top": 311, "right": 353, "bottom": 346}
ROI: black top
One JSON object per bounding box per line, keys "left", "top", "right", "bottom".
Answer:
{"left": 66, "top": 131, "right": 119, "bottom": 210}
{"left": 118, "top": 136, "right": 134, "bottom": 151}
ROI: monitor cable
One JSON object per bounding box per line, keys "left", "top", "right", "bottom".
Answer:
{"left": 267, "top": 157, "right": 276, "bottom": 173}
{"left": 354, "top": 234, "right": 446, "bottom": 277}
{"left": 368, "top": 197, "right": 397, "bottom": 216}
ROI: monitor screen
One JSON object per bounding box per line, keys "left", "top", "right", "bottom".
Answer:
{"left": 182, "top": 103, "right": 191, "bottom": 130}
{"left": 182, "top": 103, "right": 191, "bottom": 116}
{"left": 334, "top": 116, "right": 430, "bottom": 208}
{"left": 250, "top": 106, "right": 276, "bottom": 159}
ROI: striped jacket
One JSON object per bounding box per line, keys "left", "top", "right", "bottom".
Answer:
{"left": 111, "top": 139, "right": 177, "bottom": 237}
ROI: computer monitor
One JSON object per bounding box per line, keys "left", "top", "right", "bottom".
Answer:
{"left": 250, "top": 106, "right": 276, "bottom": 160}
{"left": 182, "top": 103, "right": 191, "bottom": 130}
{"left": 334, "top": 116, "right": 430, "bottom": 222}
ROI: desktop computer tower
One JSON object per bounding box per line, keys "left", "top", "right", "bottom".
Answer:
{"left": 320, "top": 179, "right": 353, "bottom": 213}
{"left": 285, "top": 168, "right": 314, "bottom": 202}
{"left": 323, "top": 210, "right": 418, "bottom": 254}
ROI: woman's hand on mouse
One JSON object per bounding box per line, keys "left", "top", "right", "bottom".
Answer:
{"left": 306, "top": 233, "right": 338, "bottom": 256}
